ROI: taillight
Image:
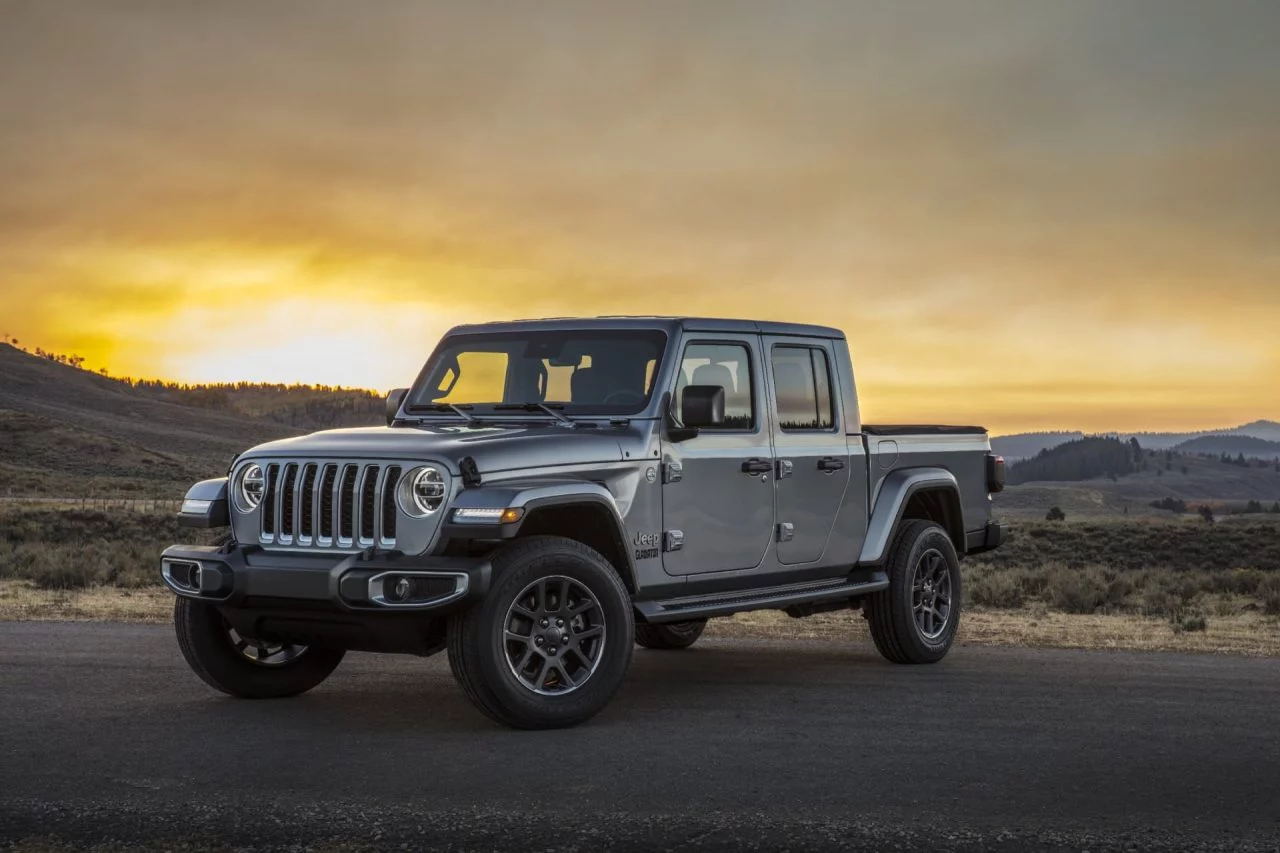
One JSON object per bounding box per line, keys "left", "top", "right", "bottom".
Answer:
{"left": 986, "top": 454, "right": 1006, "bottom": 494}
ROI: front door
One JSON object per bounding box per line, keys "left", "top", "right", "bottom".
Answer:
{"left": 661, "top": 335, "right": 775, "bottom": 575}
{"left": 764, "top": 338, "right": 851, "bottom": 565}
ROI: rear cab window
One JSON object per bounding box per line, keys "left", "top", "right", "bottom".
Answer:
{"left": 770, "top": 345, "right": 836, "bottom": 431}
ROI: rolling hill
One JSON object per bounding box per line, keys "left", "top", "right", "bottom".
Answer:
{"left": 989, "top": 431, "right": 1084, "bottom": 462}
{"left": 0, "top": 344, "right": 380, "bottom": 496}
{"left": 1007, "top": 436, "right": 1141, "bottom": 484}
{"left": 996, "top": 447, "right": 1280, "bottom": 520}
{"left": 1172, "top": 434, "right": 1280, "bottom": 460}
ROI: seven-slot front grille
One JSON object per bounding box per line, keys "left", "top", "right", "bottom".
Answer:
{"left": 259, "top": 461, "right": 403, "bottom": 549}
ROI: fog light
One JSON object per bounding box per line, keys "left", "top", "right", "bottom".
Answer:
{"left": 390, "top": 576, "right": 412, "bottom": 602}
{"left": 190, "top": 564, "right": 202, "bottom": 590}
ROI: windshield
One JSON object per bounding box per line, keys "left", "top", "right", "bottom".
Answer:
{"left": 407, "top": 329, "right": 668, "bottom": 416}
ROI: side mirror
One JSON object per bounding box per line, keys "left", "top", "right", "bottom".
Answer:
{"left": 681, "top": 385, "right": 725, "bottom": 429}
{"left": 386, "top": 388, "right": 409, "bottom": 426}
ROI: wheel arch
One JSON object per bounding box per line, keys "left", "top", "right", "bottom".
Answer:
{"left": 514, "top": 498, "right": 637, "bottom": 594}
{"left": 858, "top": 468, "right": 965, "bottom": 564}
{"left": 446, "top": 482, "right": 637, "bottom": 594}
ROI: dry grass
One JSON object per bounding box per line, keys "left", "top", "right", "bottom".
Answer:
{"left": 0, "top": 580, "right": 173, "bottom": 623}
{"left": 706, "top": 606, "right": 1280, "bottom": 657}
{"left": 4, "top": 580, "right": 1277, "bottom": 657}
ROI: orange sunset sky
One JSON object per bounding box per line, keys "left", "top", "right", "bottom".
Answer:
{"left": 1, "top": 1, "right": 1277, "bottom": 435}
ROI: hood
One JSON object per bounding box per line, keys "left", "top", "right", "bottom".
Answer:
{"left": 241, "top": 422, "right": 636, "bottom": 474}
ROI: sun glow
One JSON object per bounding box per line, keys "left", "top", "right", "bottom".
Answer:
{"left": 7, "top": 238, "right": 1279, "bottom": 434}
{"left": 22, "top": 246, "right": 493, "bottom": 390}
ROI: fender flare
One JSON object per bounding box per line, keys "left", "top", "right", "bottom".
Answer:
{"left": 178, "top": 477, "right": 230, "bottom": 528}
{"left": 857, "top": 467, "right": 961, "bottom": 565}
{"left": 443, "top": 480, "right": 637, "bottom": 584}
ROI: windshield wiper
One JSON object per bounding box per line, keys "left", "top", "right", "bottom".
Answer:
{"left": 405, "top": 403, "right": 482, "bottom": 425}
{"left": 493, "top": 402, "right": 577, "bottom": 428}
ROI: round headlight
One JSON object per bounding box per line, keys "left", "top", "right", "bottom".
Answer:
{"left": 398, "top": 466, "right": 446, "bottom": 517}
{"left": 238, "top": 463, "right": 265, "bottom": 511}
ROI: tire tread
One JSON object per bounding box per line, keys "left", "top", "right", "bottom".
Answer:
{"left": 865, "top": 519, "right": 959, "bottom": 665}
{"left": 446, "top": 535, "right": 633, "bottom": 729}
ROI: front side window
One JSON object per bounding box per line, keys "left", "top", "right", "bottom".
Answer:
{"left": 675, "top": 342, "right": 754, "bottom": 430}
{"left": 772, "top": 345, "right": 835, "bottom": 431}
{"left": 409, "top": 330, "right": 667, "bottom": 416}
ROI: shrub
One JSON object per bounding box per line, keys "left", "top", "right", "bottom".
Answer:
{"left": 1045, "top": 566, "right": 1110, "bottom": 614}
{"left": 1208, "top": 569, "right": 1266, "bottom": 597}
{"left": 1262, "top": 575, "right": 1280, "bottom": 616}
{"left": 0, "top": 507, "right": 216, "bottom": 590}
{"left": 1173, "top": 614, "right": 1208, "bottom": 633}
{"left": 965, "top": 567, "right": 1025, "bottom": 608}
{"left": 1142, "top": 589, "right": 1174, "bottom": 617}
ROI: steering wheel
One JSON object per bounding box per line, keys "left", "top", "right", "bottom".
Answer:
{"left": 603, "top": 389, "right": 644, "bottom": 406}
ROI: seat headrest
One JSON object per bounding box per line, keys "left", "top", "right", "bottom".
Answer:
{"left": 571, "top": 366, "right": 605, "bottom": 403}
{"left": 690, "top": 363, "right": 735, "bottom": 392}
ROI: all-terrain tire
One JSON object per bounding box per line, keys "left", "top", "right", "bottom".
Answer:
{"left": 635, "top": 619, "right": 707, "bottom": 650}
{"left": 174, "top": 597, "right": 345, "bottom": 698}
{"left": 446, "top": 535, "right": 634, "bottom": 729}
{"left": 864, "top": 519, "right": 961, "bottom": 665}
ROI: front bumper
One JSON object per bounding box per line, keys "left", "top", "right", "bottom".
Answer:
{"left": 160, "top": 543, "right": 492, "bottom": 613}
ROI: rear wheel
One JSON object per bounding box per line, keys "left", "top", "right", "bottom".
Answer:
{"left": 865, "top": 520, "right": 961, "bottom": 664}
{"left": 173, "top": 597, "right": 345, "bottom": 698}
{"left": 635, "top": 619, "right": 707, "bottom": 650}
{"left": 447, "top": 535, "right": 634, "bottom": 729}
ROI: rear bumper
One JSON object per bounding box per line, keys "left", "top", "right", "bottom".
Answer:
{"left": 964, "top": 521, "right": 1006, "bottom": 555}
{"left": 160, "top": 543, "right": 491, "bottom": 613}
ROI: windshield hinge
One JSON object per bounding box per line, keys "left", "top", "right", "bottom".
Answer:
{"left": 459, "top": 456, "right": 482, "bottom": 488}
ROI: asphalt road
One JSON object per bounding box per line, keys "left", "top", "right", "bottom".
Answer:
{"left": 2, "top": 622, "right": 1278, "bottom": 852}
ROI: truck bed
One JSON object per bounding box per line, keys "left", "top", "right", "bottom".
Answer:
{"left": 861, "top": 425, "right": 995, "bottom": 552}
{"left": 862, "top": 424, "right": 987, "bottom": 436}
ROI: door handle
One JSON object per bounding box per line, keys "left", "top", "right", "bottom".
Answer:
{"left": 741, "top": 459, "right": 772, "bottom": 475}
{"left": 817, "top": 457, "right": 846, "bottom": 472}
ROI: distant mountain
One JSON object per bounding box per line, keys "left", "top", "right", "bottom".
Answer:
{"left": 1229, "top": 420, "right": 1280, "bottom": 443}
{"left": 995, "top": 421, "right": 1280, "bottom": 460}
{"left": 1174, "top": 435, "right": 1280, "bottom": 460}
{"left": 991, "top": 431, "right": 1084, "bottom": 463}
{"left": 1113, "top": 420, "right": 1280, "bottom": 451}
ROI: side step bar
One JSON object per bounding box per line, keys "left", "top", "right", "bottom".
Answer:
{"left": 634, "top": 570, "right": 889, "bottom": 624}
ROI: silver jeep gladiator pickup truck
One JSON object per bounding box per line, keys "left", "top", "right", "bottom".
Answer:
{"left": 163, "top": 317, "right": 1005, "bottom": 728}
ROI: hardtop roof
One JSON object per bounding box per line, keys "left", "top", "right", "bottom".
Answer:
{"left": 446, "top": 315, "right": 845, "bottom": 339}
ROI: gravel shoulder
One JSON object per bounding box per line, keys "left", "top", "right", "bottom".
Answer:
{"left": 3, "top": 580, "right": 1278, "bottom": 656}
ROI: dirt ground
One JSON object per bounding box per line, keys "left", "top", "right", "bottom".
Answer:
{"left": 710, "top": 606, "right": 1280, "bottom": 657}
{"left": 2, "top": 580, "right": 1277, "bottom": 657}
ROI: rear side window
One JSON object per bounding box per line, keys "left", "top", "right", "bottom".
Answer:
{"left": 771, "top": 346, "right": 835, "bottom": 431}
{"left": 675, "top": 342, "right": 754, "bottom": 430}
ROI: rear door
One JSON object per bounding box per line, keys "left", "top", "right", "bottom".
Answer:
{"left": 661, "top": 335, "right": 775, "bottom": 575}
{"left": 764, "top": 338, "right": 851, "bottom": 565}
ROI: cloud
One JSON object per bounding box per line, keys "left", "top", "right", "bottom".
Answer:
{"left": 1, "top": 0, "right": 1278, "bottom": 430}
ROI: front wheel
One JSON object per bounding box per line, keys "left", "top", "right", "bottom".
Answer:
{"left": 447, "top": 535, "right": 634, "bottom": 729}
{"left": 174, "top": 597, "right": 345, "bottom": 698}
{"left": 864, "top": 520, "right": 961, "bottom": 664}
